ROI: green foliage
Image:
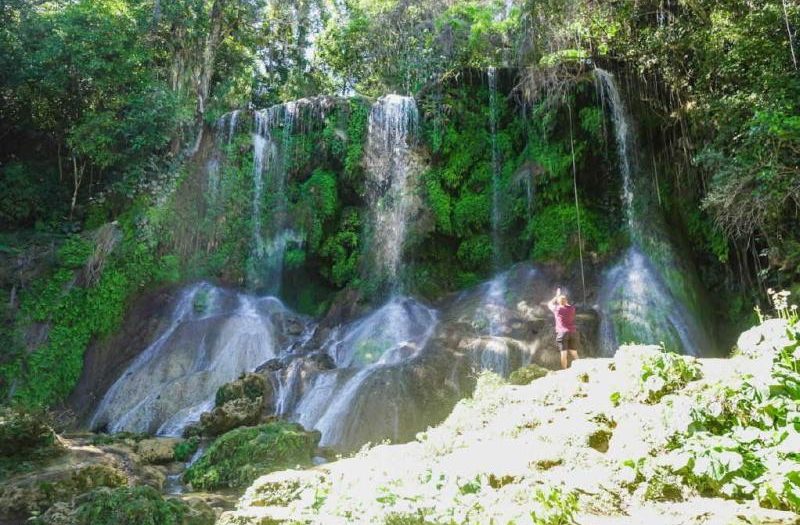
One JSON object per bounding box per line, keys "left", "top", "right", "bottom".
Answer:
{"left": 173, "top": 437, "right": 200, "bottom": 463}
{"left": 1, "top": 216, "right": 181, "bottom": 407}
{"left": 71, "top": 486, "right": 212, "bottom": 525}
{"left": 528, "top": 203, "right": 612, "bottom": 264}
{"left": 530, "top": 487, "right": 579, "bottom": 525}
{"left": 655, "top": 321, "right": 800, "bottom": 512}
{"left": 183, "top": 421, "right": 318, "bottom": 490}
{"left": 0, "top": 406, "right": 57, "bottom": 458}
{"left": 638, "top": 349, "right": 702, "bottom": 404}
{"left": 320, "top": 209, "right": 362, "bottom": 288}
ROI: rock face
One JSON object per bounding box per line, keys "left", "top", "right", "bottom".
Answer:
{"left": 219, "top": 342, "right": 798, "bottom": 525}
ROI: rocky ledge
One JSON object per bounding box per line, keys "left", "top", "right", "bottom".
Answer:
{"left": 219, "top": 319, "right": 800, "bottom": 525}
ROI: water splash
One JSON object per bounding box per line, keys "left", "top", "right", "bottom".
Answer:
{"left": 364, "top": 95, "right": 420, "bottom": 285}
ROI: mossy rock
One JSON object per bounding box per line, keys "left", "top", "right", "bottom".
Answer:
{"left": 215, "top": 373, "right": 268, "bottom": 406}
{"left": 183, "top": 421, "right": 319, "bottom": 490}
{"left": 508, "top": 364, "right": 550, "bottom": 385}
{"left": 0, "top": 463, "right": 127, "bottom": 518}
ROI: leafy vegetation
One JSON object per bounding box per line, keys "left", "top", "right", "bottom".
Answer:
{"left": 69, "top": 486, "right": 213, "bottom": 525}
{"left": 638, "top": 350, "right": 702, "bottom": 404}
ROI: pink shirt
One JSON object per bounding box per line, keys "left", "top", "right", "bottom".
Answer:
{"left": 549, "top": 303, "right": 576, "bottom": 334}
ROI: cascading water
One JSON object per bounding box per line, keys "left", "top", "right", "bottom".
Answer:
{"left": 364, "top": 95, "right": 420, "bottom": 284}
{"left": 277, "top": 298, "right": 438, "bottom": 450}
{"left": 249, "top": 102, "right": 301, "bottom": 295}
{"left": 594, "top": 69, "right": 711, "bottom": 356}
{"left": 488, "top": 66, "right": 502, "bottom": 269}
{"left": 272, "top": 95, "right": 444, "bottom": 450}
{"left": 89, "top": 284, "right": 293, "bottom": 435}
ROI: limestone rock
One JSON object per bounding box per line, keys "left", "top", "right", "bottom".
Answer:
{"left": 136, "top": 437, "right": 182, "bottom": 464}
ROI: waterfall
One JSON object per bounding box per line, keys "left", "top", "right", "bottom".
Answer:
{"left": 594, "top": 69, "right": 636, "bottom": 233}
{"left": 488, "top": 67, "right": 502, "bottom": 268}
{"left": 594, "top": 69, "right": 712, "bottom": 355}
{"left": 249, "top": 102, "right": 300, "bottom": 295}
{"left": 277, "top": 296, "right": 439, "bottom": 450}
{"left": 89, "top": 285, "right": 290, "bottom": 435}
{"left": 364, "top": 95, "right": 420, "bottom": 285}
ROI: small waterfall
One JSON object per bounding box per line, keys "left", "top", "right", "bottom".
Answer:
{"left": 249, "top": 103, "right": 300, "bottom": 294}
{"left": 90, "top": 285, "right": 289, "bottom": 435}
{"left": 488, "top": 67, "right": 502, "bottom": 268}
{"left": 594, "top": 69, "right": 711, "bottom": 355}
{"left": 594, "top": 69, "right": 635, "bottom": 233}
{"left": 279, "top": 297, "right": 439, "bottom": 450}
{"left": 364, "top": 95, "right": 420, "bottom": 285}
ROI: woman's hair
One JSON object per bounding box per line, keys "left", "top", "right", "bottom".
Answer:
{"left": 558, "top": 295, "right": 569, "bottom": 305}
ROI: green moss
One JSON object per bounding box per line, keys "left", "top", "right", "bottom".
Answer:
{"left": 183, "top": 421, "right": 319, "bottom": 490}
{"left": 528, "top": 203, "right": 612, "bottom": 263}
{"left": 508, "top": 364, "right": 549, "bottom": 385}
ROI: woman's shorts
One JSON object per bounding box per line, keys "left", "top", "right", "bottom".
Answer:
{"left": 556, "top": 331, "right": 580, "bottom": 352}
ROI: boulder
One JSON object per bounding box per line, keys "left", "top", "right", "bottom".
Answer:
{"left": 136, "top": 437, "right": 182, "bottom": 465}
{"left": 199, "top": 397, "right": 264, "bottom": 437}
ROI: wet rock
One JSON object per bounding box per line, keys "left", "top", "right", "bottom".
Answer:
{"left": 199, "top": 397, "right": 264, "bottom": 437}
{"left": 192, "top": 373, "right": 277, "bottom": 437}
{"left": 305, "top": 351, "right": 335, "bottom": 371}
{"left": 257, "top": 358, "right": 286, "bottom": 373}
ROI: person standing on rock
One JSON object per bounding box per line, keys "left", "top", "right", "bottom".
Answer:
{"left": 547, "top": 288, "right": 579, "bottom": 369}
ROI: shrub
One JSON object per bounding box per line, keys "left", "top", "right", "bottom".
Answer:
{"left": 0, "top": 406, "right": 58, "bottom": 457}
{"left": 173, "top": 437, "right": 200, "bottom": 463}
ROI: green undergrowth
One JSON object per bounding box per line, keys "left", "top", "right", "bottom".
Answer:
{"left": 624, "top": 307, "right": 800, "bottom": 513}
{"left": 508, "top": 364, "right": 550, "bottom": 385}
{"left": 0, "top": 406, "right": 61, "bottom": 480}
{"left": 0, "top": 216, "right": 181, "bottom": 407}
{"left": 63, "top": 485, "right": 213, "bottom": 525}
{"left": 183, "top": 421, "right": 319, "bottom": 490}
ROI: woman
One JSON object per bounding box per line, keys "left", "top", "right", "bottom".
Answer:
{"left": 547, "top": 288, "right": 579, "bottom": 369}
